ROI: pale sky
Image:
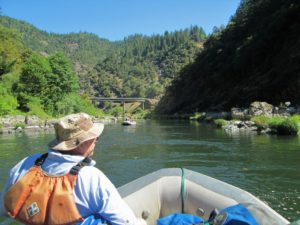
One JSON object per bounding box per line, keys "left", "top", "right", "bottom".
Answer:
{"left": 0, "top": 0, "right": 241, "bottom": 41}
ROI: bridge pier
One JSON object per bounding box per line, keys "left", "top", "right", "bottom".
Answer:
{"left": 122, "top": 100, "right": 125, "bottom": 119}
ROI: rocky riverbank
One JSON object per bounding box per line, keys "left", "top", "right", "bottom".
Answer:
{"left": 191, "top": 101, "right": 300, "bottom": 135}
{"left": 0, "top": 115, "right": 118, "bottom": 134}
{"left": 0, "top": 115, "right": 52, "bottom": 134}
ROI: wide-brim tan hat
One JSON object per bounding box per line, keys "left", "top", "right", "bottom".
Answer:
{"left": 49, "top": 113, "right": 104, "bottom": 151}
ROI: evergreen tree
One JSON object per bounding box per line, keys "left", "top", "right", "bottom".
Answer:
{"left": 156, "top": 0, "right": 300, "bottom": 114}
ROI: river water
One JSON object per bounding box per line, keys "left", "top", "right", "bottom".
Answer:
{"left": 0, "top": 119, "right": 299, "bottom": 223}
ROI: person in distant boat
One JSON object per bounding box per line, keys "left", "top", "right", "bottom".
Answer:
{"left": 0, "top": 113, "right": 146, "bottom": 225}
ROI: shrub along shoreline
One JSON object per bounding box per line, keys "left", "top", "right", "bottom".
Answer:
{"left": 1, "top": 101, "right": 299, "bottom": 136}
{"left": 0, "top": 108, "right": 150, "bottom": 134}
{"left": 251, "top": 115, "right": 300, "bottom": 135}
{"left": 190, "top": 102, "right": 300, "bottom": 136}
{"left": 213, "top": 115, "right": 300, "bottom": 136}
{"left": 153, "top": 101, "right": 300, "bottom": 136}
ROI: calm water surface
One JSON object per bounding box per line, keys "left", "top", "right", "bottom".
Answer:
{"left": 0, "top": 120, "right": 299, "bottom": 223}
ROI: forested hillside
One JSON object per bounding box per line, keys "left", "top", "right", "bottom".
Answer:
{"left": 156, "top": 0, "right": 300, "bottom": 114}
{"left": 0, "top": 16, "right": 206, "bottom": 99}
{"left": 86, "top": 31, "right": 204, "bottom": 98}
{"left": 0, "top": 25, "right": 102, "bottom": 117}
{"left": 0, "top": 16, "right": 112, "bottom": 65}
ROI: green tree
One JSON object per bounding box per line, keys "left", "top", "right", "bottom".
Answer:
{"left": 0, "top": 25, "right": 25, "bottom": 76}
{"left": 0, "top": 52, "right": 15, "bottom": 76}
{"left": 17, "top": 52, "right": 79, "bottom": 114}
{"left": 156, "top": 0, "right": 300, "bottom": 114}
{"left": 48, "top": 52, "right": 79, "bottom": 94}
{"left": 1, "top": 16, "right": 209, "bottom": 102}
{"left": 45, "top": 52, "right": 79, "bottom": 112}
{"left": 17, "top": 52, "right": 51, "bottom": 111}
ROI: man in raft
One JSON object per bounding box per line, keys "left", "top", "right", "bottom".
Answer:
{"left": 0, "top": 112, "right": 146, "bottom": 225}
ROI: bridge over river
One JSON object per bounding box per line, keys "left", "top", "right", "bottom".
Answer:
{"left": 90, "top": 97, "right": 149, "bottom": 116}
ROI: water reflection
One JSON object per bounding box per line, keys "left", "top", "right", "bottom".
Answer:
{"left": 0, "top": 120, "right": 299, "bottom": 222}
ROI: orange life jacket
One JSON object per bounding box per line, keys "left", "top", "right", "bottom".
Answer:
{"left": 4, "top": 153, "right": 89, "bottom": 225}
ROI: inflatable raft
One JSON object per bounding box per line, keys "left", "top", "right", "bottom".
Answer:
{"left": 118, "top": 168, "right": 289, "bottom": 225}
{"left": 122, "top": 120, "right": 137, "bottom": 126}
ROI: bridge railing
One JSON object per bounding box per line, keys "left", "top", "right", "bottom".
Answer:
{"left": 90, "top": 97, "right": 148, "bottom": 102}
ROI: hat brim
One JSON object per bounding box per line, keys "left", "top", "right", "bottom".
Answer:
{"left": 50, "top": 122, "right": 104, "bottom": 151}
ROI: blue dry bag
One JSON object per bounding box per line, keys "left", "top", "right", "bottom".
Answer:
{"left": 157, "top": 213, "right": 204, "bottom": 225}
{"left": 209, "top": 204, "right": 259, "bottom": 225}
{"left": 77, "top": 214, "right": 107, "bottom": 225}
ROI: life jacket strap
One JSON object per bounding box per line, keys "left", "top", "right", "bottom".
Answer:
{"left": 69, "top": 157, "right": 92, "bottom": 176}
{"left": 35, "top": 153, "right": 92, "bottom": 176}
{"left": 34, "top": 153, "right": 48, "bottom": 166}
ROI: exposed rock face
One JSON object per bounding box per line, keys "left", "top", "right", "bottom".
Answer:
{"left": 273, "top": 102, "right": 298, "bottom": 116}
{"left": 223, "top": 120, "right": 258, "bottom": 133}
{"left": 0, "top": 115, "right": 26, "bottom": 128}
{"left": 0, "top": 115, "right": 44, "bottom": 127}
{"left": 145, "top": 99, "right": 159, "bottom": 110}
{"left": 0, "top": 115, "right": 56, "bottom": 134}
{"left": 0, "top": 115, "right": 117, "bottom": 134}
{"left": 249, "top": 101, "right": 274, "bottom": 117}
{"left": 25, "top": 115, "right": 41, "bottom": 126}
{"left": 231, "top": 101, "right": 299, "bottom": 118}
{"left": 225, "top": 101, "right": 299, "bottom": 135}
{"left": 231, "top": 108, "right": 250, "bottom": 120}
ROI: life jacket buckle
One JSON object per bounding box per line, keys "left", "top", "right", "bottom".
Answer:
{"left": 27, "top": 202, "right": 40, "bottom": 217}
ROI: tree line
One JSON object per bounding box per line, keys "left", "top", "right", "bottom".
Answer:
{"left": 0, "top": 15, "right": 206, "bottom": 116}
{"left": 156, "top": 0, "right": 300, "bottom": 114}
{"left": 0, "top": 25, "right": 101, "bottom": 117}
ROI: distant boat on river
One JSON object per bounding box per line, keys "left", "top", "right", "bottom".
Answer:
{"left": 122, "top": 118, "right": 136, "bottom": 126}
{"left": 118, "top": 168, "right": 289, "bottom": 225}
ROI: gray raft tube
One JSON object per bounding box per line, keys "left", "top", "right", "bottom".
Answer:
{"left": 118, "top": 168, "right": 289, "bottom": 225}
